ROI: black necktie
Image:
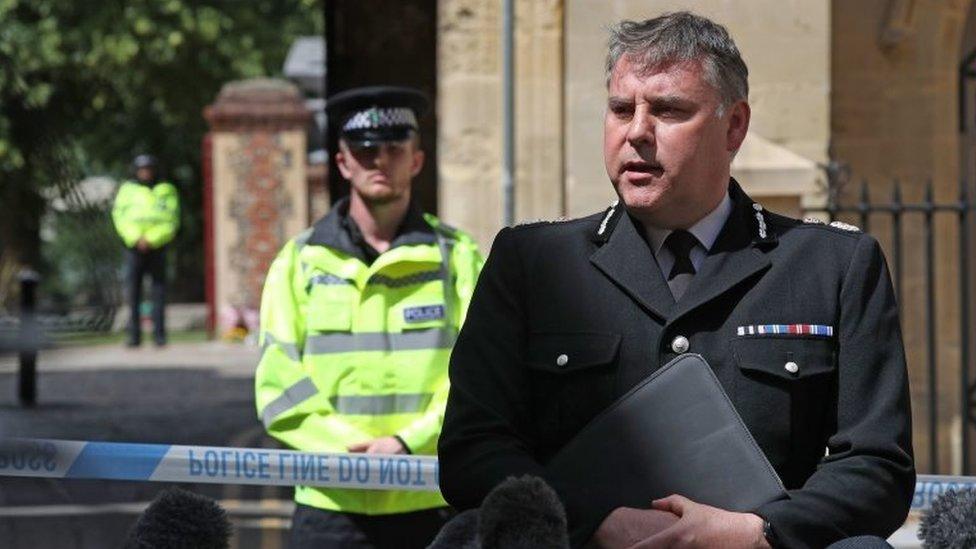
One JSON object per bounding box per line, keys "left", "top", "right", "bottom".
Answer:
{"left": 663, "top": 229, "right": 699, "bottom": 280}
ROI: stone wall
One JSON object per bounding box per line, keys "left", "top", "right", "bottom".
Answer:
{"left": 514, "top": 0, "right": 565, "bottom": 225}
{"left": 438, "top": 0, "right": 565, "bottom": 251}
{"left": 438, "top": 0, "right": 503, "bottom": 251}
{"left": 832, "top": 0, "right": 976, "bottom": 474}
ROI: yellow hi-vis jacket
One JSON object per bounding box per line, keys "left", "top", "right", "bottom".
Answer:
{"left": 111, "top": 180, "right": 180, "bottom": 249}
{"left": 255, "top": 202, "right": 483, "bottom": 514}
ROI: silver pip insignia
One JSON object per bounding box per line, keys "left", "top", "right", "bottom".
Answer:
{"left": 828, "top": 221, "right": 861, "bottom": 232}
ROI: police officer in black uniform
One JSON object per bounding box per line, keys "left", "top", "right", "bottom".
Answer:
{"left": 438, "top": 12, "right": 914, "bottom": 549}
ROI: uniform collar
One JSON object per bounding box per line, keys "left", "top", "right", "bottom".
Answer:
{"left": 723, "top": 177, "right": 778, "bottom": 248}
{"left": 306, "top": 196, "right": 436, "bottom": 261}
{"left": 591, "top": 178, "right": 776, "bottom": 248}
{"left": 590, "top": 178, "right": 775, "bottom": 322}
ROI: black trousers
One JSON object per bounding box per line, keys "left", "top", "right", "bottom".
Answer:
{"left": 288, "top": 504, "right": 453, "bottom": 549}
{"left": 126, "top": 248, "right": 167, "bottom": 345}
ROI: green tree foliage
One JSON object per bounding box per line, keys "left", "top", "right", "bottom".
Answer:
{"left": 0, "top": 0, "right": 323, "bottom": 307}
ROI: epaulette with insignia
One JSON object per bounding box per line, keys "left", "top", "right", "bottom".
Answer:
{"left": 803, "top": 217, "right": 825, "bottom": 225}
{"left": 513, "top": 217, "right": 571, "bottom": 228}
{"left": 828, "top": 221, "right": 861, "bottom": 232}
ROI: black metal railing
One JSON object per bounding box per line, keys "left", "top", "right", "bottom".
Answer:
{"left": 804, "top": 179, "right": 975, "bottom": 474}
{"left": 0, "top": 270, "right": 118, "bottom": 407}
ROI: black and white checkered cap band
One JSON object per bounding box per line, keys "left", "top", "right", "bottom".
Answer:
{"left": 342, "top": 107, "right": 418, "bottom": 132}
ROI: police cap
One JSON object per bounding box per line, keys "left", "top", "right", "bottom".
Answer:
{"left": 326, "top": 86, "right": 429, "bottom": 146}
{"left": 132, "top": 154, "right": 157, "bottom": 170}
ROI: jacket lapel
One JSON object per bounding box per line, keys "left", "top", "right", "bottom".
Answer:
{"left": 667, "top": 181, "right": 773, "bottom": 325}
{"left": 590, "top": 210, "right": 675, "bottom": 320}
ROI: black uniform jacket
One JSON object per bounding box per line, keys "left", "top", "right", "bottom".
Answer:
{"left": 438, "top": 180, "right": 915, "bottom": 548}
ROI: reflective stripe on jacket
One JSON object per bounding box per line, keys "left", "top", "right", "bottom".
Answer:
{"left": 111, "top": 180, "right": 180, "bottom": 248}
{"left": 255, "top": 207, "right": 483, "bottom": 514}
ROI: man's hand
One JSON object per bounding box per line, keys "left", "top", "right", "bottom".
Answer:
{"left": 625, "top": 495, "right": 769, "bottom": 549}
{"left": 590, "top": 507, "right": 680, "bottom": 548}
{"left": 136, "top": 238, "right": 151, "bottom": 252}
{"left": 346, "top": 436, "right": 407, "bottom": 454}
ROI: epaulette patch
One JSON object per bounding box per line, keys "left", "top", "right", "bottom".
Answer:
{"left": 513, "top": 217, "right": 571, "bottom": 227}
{"left": 828, "top": 221, "right": 861, "bottom": 232}
{"left": 803, "top": 217, "right": 825, "bottom": 225}
{"left": 422, "top": 213, "right": 459, "bottom": 236}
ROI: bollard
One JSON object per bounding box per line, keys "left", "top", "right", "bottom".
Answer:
{"left": 18, "top": 269, "right": 39, "bottom": 407}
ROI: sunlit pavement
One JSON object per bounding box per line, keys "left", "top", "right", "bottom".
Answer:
{"left": 0, "top": 339, "right": 291, "bottom": 549}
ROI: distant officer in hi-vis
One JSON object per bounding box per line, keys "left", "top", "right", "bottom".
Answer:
{"left": 255, "top": 86, "right": 483, "bottom": 548}
{"left": 112, "top": 154, "right": 179, "bottom": 347}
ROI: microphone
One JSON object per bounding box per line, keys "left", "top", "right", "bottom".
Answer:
{"left": 478, "top": 475, "right": 570, "bottom": 549}
{"left": 426, "top": 508, "right": 480, "bottom": 549}
{"left": 123, "top": 487, "right": 231, "bottom": 549}
{"left": 918, "top": 487, "right": 976, "bottom": 548}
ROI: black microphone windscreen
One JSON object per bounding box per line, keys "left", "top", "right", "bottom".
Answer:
{"left": 478, "top": 475, "right": 569, "bottom": 549}
{"left": 919, "top": 488, "right": 976, "bottom": 548}
{"left": 426, "top": 508, "right": 480, "bottom": 549}
{"left": 123, "top": 487, "right": 231, "bottom": 549}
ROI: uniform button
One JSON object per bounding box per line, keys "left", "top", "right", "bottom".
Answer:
{"left": 670, "top": 336, "right": 690, "bottom": 354}
{"left": 556, "top": 354, "right": 569, "bottom": 367}
{"left": 784, "top": 361, "right": 799, "bottom": 375}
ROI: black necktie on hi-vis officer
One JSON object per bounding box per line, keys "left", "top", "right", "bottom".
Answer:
{"left": 664, "top": 229, "right": 699, "bottom": 300}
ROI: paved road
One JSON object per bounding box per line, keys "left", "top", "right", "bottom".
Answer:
{"left": 0, "top": 341, "right": 292, "bottom": 549}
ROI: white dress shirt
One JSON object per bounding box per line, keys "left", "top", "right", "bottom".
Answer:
{"left": 644, "top": 192, "right": 733, "bottom": 299}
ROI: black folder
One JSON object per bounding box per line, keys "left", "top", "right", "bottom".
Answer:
{"left": 545, "top": 353, "right": 787, "bottom": 513}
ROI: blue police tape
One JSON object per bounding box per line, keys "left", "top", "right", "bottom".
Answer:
{"left": 911, "top": 474, "right": 976, "bottom": 511}
{"left": 0, "top": 438, "right": 439, "bottom": 492}
{"left": 1, "top": 438, "right": 973, "bottom": 507}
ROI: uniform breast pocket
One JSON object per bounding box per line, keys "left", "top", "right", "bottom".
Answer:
{"left": 306, "top": 291, "right": 352, "bottom": 332}
{"left": 525, "top": 332, "right": 621, "bottom": 453}
{"left": 731, "top": 336, "right": 835, "bottom": 381}
{"left": 730, "top": 336, "right": 836, "bottom": 468}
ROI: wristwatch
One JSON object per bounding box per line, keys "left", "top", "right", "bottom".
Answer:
{"left": 762, "top": 519, "right": 780, "bottom": 548}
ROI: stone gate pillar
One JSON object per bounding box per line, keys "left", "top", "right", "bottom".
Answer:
{"left": 204, "top": 79, "right": 311, "bottom": 337}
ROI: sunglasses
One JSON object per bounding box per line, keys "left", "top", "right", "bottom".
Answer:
{"left": 345, "top": 139, "right": 412, "bottom": 156}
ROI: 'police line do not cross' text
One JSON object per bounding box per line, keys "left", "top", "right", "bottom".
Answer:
{"left": 187, "top": 448, "right": 435, "bottom": 488}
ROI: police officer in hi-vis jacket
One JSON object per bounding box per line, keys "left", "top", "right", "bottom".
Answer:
{"left": 255, "top": 86, "right": 483, "bottom": 549}
{"left": 112, "top": 154, "right": 179, "bottom": 347}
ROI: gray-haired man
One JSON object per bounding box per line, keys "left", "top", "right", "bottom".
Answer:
{"left": 439, "top": 11, "right": 914, "bottom": 549}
